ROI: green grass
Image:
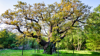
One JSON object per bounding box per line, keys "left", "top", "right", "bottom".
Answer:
{"left": 0, "top": 49, "right": 100, "bottom": 56}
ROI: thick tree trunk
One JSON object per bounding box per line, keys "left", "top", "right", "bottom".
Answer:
{"left": 37, "top": 39, "right": 56, "bottom": 54}
{"left": 43, "top": 42, "right": 56, "bottom": 54}
{"left": 32, "top": 34, "right": 56, "bottom": 54}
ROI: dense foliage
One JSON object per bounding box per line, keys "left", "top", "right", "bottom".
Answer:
{"left": 0, "top": 29, "right": 17, "bottom": 48}
{"left": 1, "top": 0, "right": 90, "bottom": 43}
{"left": 84, "top": 5, "right": 100, "bottom": 50}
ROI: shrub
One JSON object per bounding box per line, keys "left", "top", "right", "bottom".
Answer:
{"left": 10, "top": 44, "right": 16, "bottom": 48}
{"left": 0, "top": 44, "right": 4, "bottom": 49}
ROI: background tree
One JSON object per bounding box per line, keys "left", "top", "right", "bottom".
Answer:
{"left": 58, "top": 28, "right": 86, "bottom": 50}
{"left": 84, "top": 5, "right": 100, "bottom": 51}
{"left": 0, "top": 29, "right": 17, "bottom": 48}
{"left": 1, "top": 0, "right": 90, "bottom": 54}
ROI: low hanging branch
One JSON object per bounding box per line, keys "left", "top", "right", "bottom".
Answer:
{"left": 59, "top": 27, "right": 70, "bottom": 34}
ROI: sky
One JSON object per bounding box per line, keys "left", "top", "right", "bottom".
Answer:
{"left": 0, "top": 0, "right": 100, "bottom": 15}
{"left": 0, "top": 0, "right": 100, "bottom": 30}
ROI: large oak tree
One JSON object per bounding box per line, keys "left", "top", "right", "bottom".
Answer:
{"left": 1, "top": 0, "right": 90, "bottom": 54}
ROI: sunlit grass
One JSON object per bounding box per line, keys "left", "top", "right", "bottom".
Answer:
{"left": 0, "top": 49, "right": 100, "bottom": 56}
{"left": 59, "top": 50, "right": 92, "bottom": 54}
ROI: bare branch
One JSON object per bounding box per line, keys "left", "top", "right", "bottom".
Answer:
{"left": 60, "top": 32, "right": 66, "bottom": 39}
{"left": 25, "top": 15, "right": 39, "bottom": 23}
{"left": 41, "top": 13, "right": 44, "bottom": 20}
{"left": 43, "top": 25, "right": 48, "bottom": 35}
{"left": 72, "top": 16, "right": 80, "bottom": 26}
{"left": 63, "top": 12, "right": 74, "bottom": 19}
{"left": 57, "top": 32, "right": 66, "bottom": 42}
{"left": 59, "top": 27, "right": 70, "bottom": 34}
{"left": 77, "top": 20, "right": 85, "bottom": 23}
{"left": 16, "top": 25, "right": 24, "bottom": 34}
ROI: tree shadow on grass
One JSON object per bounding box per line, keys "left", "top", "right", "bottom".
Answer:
{"left": 32, "top": 53, "right": 54, "bottom": 56}
{"left": 32, "top": 53, "right": 43, "bottom": 56}
{"left": 91, "top": 52, "right": 100, "bottom": 55}
{"left": 31, "top": 51, "right": 100, "bottom": 56}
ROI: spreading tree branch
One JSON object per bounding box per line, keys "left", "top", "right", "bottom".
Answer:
{"left": 63, "top": 12, "right": 74, "bottom": 19}
{"left": 25, "top": 15, "right": 39, "bottom": 23}
{"left": 16, "top": 25, "right": 24, "bottom": 34}
{"left": 72, "top": 16, "right": 80, "bottom": 26}
{"left": 57, "top": 32, "right": 66, "bottom": 42}
{"left": 59, "top": 27, "right": 70, "bottom": 34}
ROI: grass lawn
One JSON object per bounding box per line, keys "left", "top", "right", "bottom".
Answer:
{"left": 0, "top": 49, "right": 100, "bottom": 56}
